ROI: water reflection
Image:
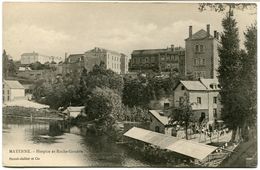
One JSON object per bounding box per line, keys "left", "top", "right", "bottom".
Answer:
{"left": 3, "top": 117, "right": 149, "bottom": 167}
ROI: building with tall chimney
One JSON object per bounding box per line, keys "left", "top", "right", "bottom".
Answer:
{"left": 185, "top": 24, "right": 220, "bottom": 79}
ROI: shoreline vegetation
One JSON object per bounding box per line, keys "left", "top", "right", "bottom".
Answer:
{"left": 3, "top": 106, "right": 63, "bottom": 120}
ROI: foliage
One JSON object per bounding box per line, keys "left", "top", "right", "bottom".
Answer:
{"left": 84, "top": 87, "right": 123, "bottom": 127}
{"left": 83, "top": 62, "right": 124, "bottom": 95}
{"left": 240, "top": 24, "right": 257, "bottom": 127}
{"left": 122, "top": 105, "right": 149, "bottom": 122}
{"left": 217, "top": 10, "right": 245, "bottom": 141}
{"left": 122, "top": 76, "right": 151, "bottom": 108}
{"left": 168, "top": 93, "right": 194, "bottom": 140}
{"left": 3, "top": 50, "right": 17, "bottom": 78}
{"left": 198, "top": 3, "right": 256, "bottom": 13}
{"left": 29, "top": 61, "right": 51, "bottom": 70}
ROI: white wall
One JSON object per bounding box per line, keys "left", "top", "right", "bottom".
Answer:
{"left": 10, "top": 89, "right": 25, "bottom": 100}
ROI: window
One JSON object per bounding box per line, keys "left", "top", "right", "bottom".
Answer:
{"left": 7, "top": 96, "right": 10, "bottom": 101}
{"left": 155, "top": 126, "right": 160, "bottom": 133}
{"left": 202, "top": 59, "right": 206, "bottom": 65}
{"left": 181, "top": 85, "right": 185, "bottom": 90}
{"left": 213, "top": 97, "right": 217, "bottom": 104}
{"left": 151, "top": 57, "right": 155, "bottom": 62}
{"left": 195, "top": 45, "right": 199, "bottom": 52}
{"left": 164, "top": 103, "right": 170, "bottom": 109}
{"left": 200, "top": 45, "right": 204, "bottom": 52}
{"left": 161, "top": 57, "right": 165, "bottom": 61}
{"left": 213, "top": 109, "right": 217, "bottom": 118}
{"left": 7, "top": 90, "right": 10, "bottom": 95}
{"left": 179, "top": 97, "right": 184, "bottom": 104}
{"left": 195, "top": 44, "right": 205, "bottom": 53}
{"left": 145, "top": 57, "right": 149, "bottom": 63}
{"left": 197, "top": 97, "right": 201, "bottom": 104}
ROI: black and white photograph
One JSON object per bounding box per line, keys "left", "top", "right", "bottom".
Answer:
{"left": 2, "top": 2, "right": 257, "bottom": 167}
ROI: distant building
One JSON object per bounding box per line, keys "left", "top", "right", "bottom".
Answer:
{"left": 3, "top": 80, "right": 25, "bottom": 102}
{"left": 129, "top": 45, "right": 185, "bottom": 75}
{"left": 62, "top": 54, "right": 87, "bottom": 74}
{"left": 173, "top": 78, "right": 222, "bottom": 124}
{"left": 21, "top": 51, "right": 62, "bottom": 65}
{"left": 63, "top": 106, "right": 86, "bottom": 118}
{"left": 85, "top": 47, "right": 123, "bottom": 74}
{"left": 62, "top": 47, "right": 128, "bottom": 75}
{"left": 185, "top": 24, "right": 220, "bottom": 79}
{"left": 120, "top": 53, "right": 129, "bottom": 74}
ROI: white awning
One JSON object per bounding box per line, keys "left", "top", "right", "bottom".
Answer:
{"left": 124, "top": 127, "right": 217, "bottom": 160}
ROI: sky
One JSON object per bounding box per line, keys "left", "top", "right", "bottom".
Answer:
{"left": 3, "top": 2, "right": 257, "bottom": 61}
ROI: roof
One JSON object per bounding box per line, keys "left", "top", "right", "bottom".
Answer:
{"left": 4, "top": 80, "right": 25, "bottom": 89}
{"left": 132, "top": 47, "right": 185, "bottom": 56}
{"left": 186, "top": 29, "right": 214, "bottom": 40}
{"left": 149, "top": 110, "right": 170, "bottom": 125}
{"left": 199, "top": 78, "right": 220, "bottom": 90}
{"left": 124, "top": 127, "right": 217, "bottom": 160}
{"left": 68, "top": 54, "right": 85, "bottom": 58}
{"left": 67, "top": 106, "right": 85, "bottom": 112}
{"left": 21, "top": 52, "right": 39, "bottom": 56}
{"left": 86, "top": 47, "right": 121, "bottom": 55}
{"left": 180, "top": 80, "right": 207, "bottom": 91}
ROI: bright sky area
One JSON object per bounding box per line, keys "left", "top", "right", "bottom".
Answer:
{"left": 3, "top": 2, "right": 257, "bottom": 60}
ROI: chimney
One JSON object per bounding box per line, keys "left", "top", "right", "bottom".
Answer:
{"left": 65, "top": 52, "right": 67, "bottom": 59}
{"left": 189, "top": 26, "right": 192, "bottom": 38}
{"left": 207, "top": 24, "right": 210, "bottom": 36}
{"left": 214, "top": 30, "right": 217, "bottom": 38}
{"left": 171, "top": 44, "right": 175, "bottom": 51}
{"left": 216, "top": 32, "right": 219, "bottom": 40}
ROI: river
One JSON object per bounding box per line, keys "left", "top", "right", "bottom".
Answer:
{"left": 3, "top": 117, "right": 149, "bottom": 167}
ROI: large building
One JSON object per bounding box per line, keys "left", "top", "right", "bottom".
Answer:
{"left": 129, "top": 45, "right": 185, "bottom": 75}
{"left": 85, "top": 47, "right": 122, "bottom": 74}
{"left": 21, "top": 52, "right": 63, "bottom": 65}
{"left": 3, "top": 80, "right": 25, "bottom": 102}
{"left": 185, "top": 24, "right": 220, "bottom": 79}
{"left": 62, "top": 47, "right": 129, "bottom": 75}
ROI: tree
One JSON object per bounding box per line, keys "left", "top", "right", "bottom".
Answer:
{"left": 84, "top": 87, "right": 123, "bottom": 128}
{"left": 198, "top": 3, "right": 256, "bottom": 13}
{"left": 168, "top": 93, "right": 194, "bottom": 140}
{"left": 122, "top": 76, "right": 151, "bottom": 108}
{"left": 3, "top": 50, "right": 8, "bottom": 79}
{"left": 84, "top": 62, "right": 124, "bottom": 95}
{"left": 240, "top": 24, "right": 257, "bottom": 131}
{"left": 217, "top": 9, "right": 245, "bottom": 142}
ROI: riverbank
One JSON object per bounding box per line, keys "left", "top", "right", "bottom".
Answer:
{"left": 3, "top": 106, "right": 63, "bottom": 120}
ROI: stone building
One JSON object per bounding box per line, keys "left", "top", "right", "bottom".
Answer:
{"left": 185, "top": 24, "right": 220, "bottom": 79}
{"left": 21, "top": 52, "right": 62, "bottom": 65}
{"left": 129, "top": 45, "right": 185, "bottom": 75}
{"left": 62, "top": 54, "right": 87, "bottom": 74}
{"left": 62, "top": 47, "right": 128, "bottom": 75}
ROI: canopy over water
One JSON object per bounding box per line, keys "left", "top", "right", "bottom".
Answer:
{"left": 124, "top": 127, "right": 217, "bottom": 160}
